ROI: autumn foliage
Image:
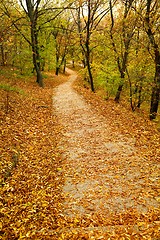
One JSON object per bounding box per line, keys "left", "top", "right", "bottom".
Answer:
{"left": 0, "top": 68, "right": 67, "bottom": 239}
{"left": 0, "top": 67, "right": 160, "bottom": 239}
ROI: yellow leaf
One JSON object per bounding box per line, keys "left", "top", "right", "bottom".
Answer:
{"left": 26, "top": 231, "right": 31, "bottom": 237}
{"left": 42, "top": 201, "right": 48, "bottom": 207}
{"left": 155, "top": 196, "right": 160, "bottom": 202}
{"left": 74, "top": 218, "right": 79, "bottom": 223}
{"left": 19, "top": 232, "right": 25, "bottom": 239}
{"left": 72, "top": 229, "right": 78, "bottom": 234}
{"left": 57, "top": 167, "right": 62, "bottom": 171}
{"left": 137, "top": 222, "right": 146, "bottom": 227}
{"left": 58, "top": 233, "right": 65, "bottom": 239}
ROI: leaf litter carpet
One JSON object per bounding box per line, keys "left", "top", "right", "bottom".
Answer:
{"left": 53, "top": 69, "right": 160, "bottom": 238}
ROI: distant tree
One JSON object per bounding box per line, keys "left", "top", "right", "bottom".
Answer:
{"left": 0, "top": 18, "right": 10, "bottom": 66}
{"left": 0, "top": 1, "right": 17, "bottom": 66}
{"left": 51, "top": 15, "right": 75, "bottom": 75}
{"left": 72, "top": 0, "right": 111, "bottom": 92}
{"left": 109, "top": 0, "right": 136, "bottom": 102}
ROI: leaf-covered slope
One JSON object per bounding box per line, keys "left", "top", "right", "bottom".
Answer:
{"left": 0, "top": 69, "right": 67, "bottom": 239}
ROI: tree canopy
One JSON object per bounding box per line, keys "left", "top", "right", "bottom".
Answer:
{"left": 0, "top": 0, "right": 159, "bottom": 119}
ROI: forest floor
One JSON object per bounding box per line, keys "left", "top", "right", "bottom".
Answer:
{"left": 0, "top": 67, "right": 160, "bottom": 239}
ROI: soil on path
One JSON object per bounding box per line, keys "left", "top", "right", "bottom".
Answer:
{"left": 53, "top": 69, "right": 160, "bottom": 238}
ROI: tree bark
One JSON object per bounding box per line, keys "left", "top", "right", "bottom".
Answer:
{"left": 86, "top": 57, "right": 94, "bottom": 92}
{"left": 55, "top": 66, "right": 60, "bottom": 76}
{"left": 137, "top": 84, "right": 142, "bottom": 109}
{"left": 86, "top": 0, "right": 94, "bottom": 92}
{"left": 109, "top": 0, "right": 134, "bottom": 102}
{"left": 145, "top": 0, "right": 160, "bottom": 120}
{"left": 115, "top": 83, "right": 124, "bottom": 103}
{"left": 150, "top": 55, "right": 160, "bottom": 119}
{"left": 1, "top": 44, "right": 6, "bottom": 66}
{"left": 63, "top": 58, "right": 66, "bottom": 73}
{"left": 26, "top": 0, "right": 43, "bottom": 87}
{"left": 31, "top": 26, "right": 43, "bottom": 87}
{"left": 77, "top": 1, "right": 95, "bottom": 92}
{"left": 85, "top": 40, "right": 94, "bottom": 92}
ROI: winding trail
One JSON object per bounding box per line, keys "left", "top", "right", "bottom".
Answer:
{"left": 53, "top": 69, "right": 159, "bottom": 236}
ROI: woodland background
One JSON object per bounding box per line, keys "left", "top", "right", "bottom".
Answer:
{"left": 0, "top": 0, "right": 160, "bottom": 120}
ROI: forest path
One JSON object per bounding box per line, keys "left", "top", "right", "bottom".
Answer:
{"left": 53, "top": 69, "right": 159, "bottom": 237}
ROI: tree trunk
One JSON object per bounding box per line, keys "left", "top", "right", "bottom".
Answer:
{"left": 56, "top": 66, "right": 60, "bottom": 76}
{"left": 86, "top": 57, "right": 94, "bottom": 92}
{"left": 115, "top": 83, "right": 124, "bottom": 103}
{"left": 63, "top": 58, "right": 66, "bottom": 73}
{"left": 78, "top": 1, "right": 94, "bottom": 92}
{"left": 36, "top": 69, "right": 43, "bottom": 87}
{"left": 1, "top": 44, "right": 6, "bottom": 66}
{"left": 109, "top": 0, "right": 133, "bottom": 103}
{"left": 31, "top": 28, "right": 43, "bottom": 87}
{"left": 26, "top": 0, "right": 43, "bottom": 87}
{"left": 55, "top": 47, "right": 60, "bottom": 75}
{"left": 146, "top": 0, "right": 160, "bottom": 120}
{"left": 85, "top": 41, "right": 94, "bottom": 92}
{"left": 137, "top": 84, "right": 142, "bottom": 109}
{"left": 150, "top": 57, "right": 160, "bottom": 120}
{"left": 86, "top": 0, "right": 94, "bottom": 92}
{"left": 115, "top": 70, "right": 125, "bottom": 102}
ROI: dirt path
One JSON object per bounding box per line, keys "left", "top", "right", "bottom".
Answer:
{"left": 53, "top": 69, "right": 159, "bottom": 237}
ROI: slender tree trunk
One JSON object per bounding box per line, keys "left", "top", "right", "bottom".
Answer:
{"left": 55, "top": 37, "right": 60, "bottom": 75}
{"left": 55, "top": 53, "right": 65, "bottom": 76}
{"left": 85, "top": 0, "right": 94, "bottom": 92}
{"left": 115, "top": 71, "right": 125, "bottom": 102}
{"left": 78, "top": 1, "right": 94, "bottom": 92}
{"left": 85, "top": 43, "right": 94, "bottom": 92}
{"left": 145, "top": 0, "right": 160, "bottom": 120}
{"left": 56, "top": 66, "right": 60, "bottom": 75}
{"left": 137, "top": 84, "right": 142, "bottom": 108}
{"left": 86, "top": 57, "right": 94, "bottom": 92}
{"left": 36, "top": 70, "right": 43, "bottom": 86}
{"left": 126, "top": 68, "right": 135, "bottom": 111}
{"left": 26, "top": 0, "right": 43, "bottom": 87}
{"left": 63, "top": 58, "right": 66, "bottom": 73}
{"left": 115, "top": 83, "right": 124, "bottom": 103}
{"left": 150, "top": 58, "right": 160, "bottom": 119}
{"left": 1, "top": 44, "right": 6, "bottom": 66}
{"left": 109, "top": 0, "right": 133, "bottom": 102}
{"left": 31, "top": 26, "right": 43, "bottom": 87}
{"left": 55, "top": 42, "right": 66, "bottom": 76}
